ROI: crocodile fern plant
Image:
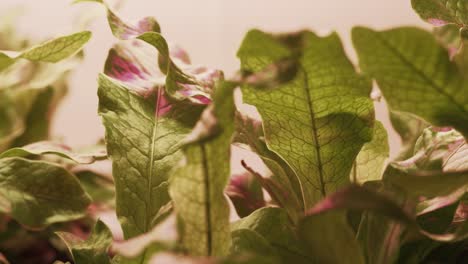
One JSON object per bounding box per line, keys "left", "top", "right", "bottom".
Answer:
{"left": 1, "top": 0, "right": 468, "bottom": 263}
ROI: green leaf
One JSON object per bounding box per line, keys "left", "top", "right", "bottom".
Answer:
{"left": 239, "top": 30, "right": 374, "bottom": 209}
{"left": 230, "top": 229, "right": 281, "bottom": 263}
{"left": 169, "top": 81, "right": 235, "bottom": 256}
{"left": 351, "top": 121, "right": 389, "bottom": 183}
{"left": 299, "top": 211, "right": 366, "bottom": 264}
{"left": 57, "top": 220, "right": 113, "bottom": 264}
{"left": 352, "top": 26, "right": 468, "bottom": 138}
{"left": 231, "top": 207, "right": 312, "bottom": 264}
{"left": 412, "top": 0, "right": 468, "bottom": 26}
{"left": 98, "top": 73, "right": 203, "bottom": 239}
{"left": 0, "top": 157, "right": 91, "bottom": 227}
{"left": 0, "top": 141, "right": 107, "bottom": 164}
{"left": 0, "top": 31, "right": 91, "bottom": 72}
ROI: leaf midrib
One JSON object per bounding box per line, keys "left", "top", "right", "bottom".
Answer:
{"left": 300, "top": 67, "right": 326, "bottom": 198}
{"left": 146, "top": 87, "right": 163, "bottom": 232}
{"left": 373, "top": 31, "right": 468, "bottom": 115}
{"left": 200, "top": 144, "right": 213, "bottom": 255}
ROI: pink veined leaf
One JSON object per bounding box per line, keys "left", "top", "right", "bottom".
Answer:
{"left": 104, "top": 40, "right": 220, "bottom": 108}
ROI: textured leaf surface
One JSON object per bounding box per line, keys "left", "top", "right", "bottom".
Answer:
{"left": 0, "top": 31, "right": 90, "bottom": 72}
{"left": 0, "top": 141, "right": 107, "bottom": 164}
{"left": 0, "top": 89, "right": 23, "bottom": 152}
{"left": 239, "top": 30, "right": 374, "bottom": 209}
{"left": 169, "top": 81, "right": 235, "bottom": 256}
{"left": 412, "top": 0, "right": 468, "bottom": 26}
{"left": 98, "top": 73, "right": 202, "bottom": 238}
{"left": 57, "top": 220, "right": 113, "bottom": 264}
{"left": 353, "top": 27, "right": 468, "bottom": 138}
{"left": 351, "top": 121, "right": 389, "bottom": 183}
{"left": 0, "top": 157, "right": 90, "bottom": 227}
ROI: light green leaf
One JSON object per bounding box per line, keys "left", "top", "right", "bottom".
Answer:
{"left": 0, "top": 31, "right": 91, "bottom": 72}
{"left": 230, "top": 229, "right": 281, "bottom": 263}
{"left": 169, "top": 81, "right": 235, "bottom": 256}
{"left": 352, "top": 26, "right": 468, "bottom": 138}
{"left": 239, "top": 30, "right": 374, "bottom": 209}
{"left": 0, "top": 157, "right": 91, "bottom": 227}
{"left": 412, "top": 0, "right": 468, "bottom": 26}
{"left": 351, "top": 121, "right": 389, "bottom": 183}
{"left": 231, "top": 207, "right": 312, "bottom": 264}
{"left": 57, "top": 220, "right": 113, "bottom": 264}
{"left": 0, "top": 141, "right": 107, "bottom": 164}
{"left": 98, "top": 73, "right": 203, "bottom": 239}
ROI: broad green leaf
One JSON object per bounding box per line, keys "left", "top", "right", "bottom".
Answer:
{"left": 299, "top": 211, "right": 365, "bottom": 264}
{"left": 98, "top": 73, "right": 204, "bottom": 239}
{"left": 235, "top": 111, "right": 303, "bottom": 221}
{"left": 0, "top": 157, "right": 91, "bottom": 227}
{"left": 0, "top": 31, "right": 91, "bottom": 72}
{"left": 57, "top": 220, "right": 113, "bottom": 264}
{"left": 351, "top": 121, "right": 389, "bottom": 183}
{"left": 412, "top": 0, "right": 468, "bottom": 26}
{"left": 226, "top": 172, "right": 265, "bottom": 218}
{"left": 169, "top": 81, "right": 235, "bottom": 256}
{"left": 231, "top": 207, "right": 312, "bottom": 264}
{"left": 352, "top": 26, "right": 468, "bottom": 138}
{"left": 239, "top": 30, "right": 374, "bottom": 209}
{"left": 390, "top": 111, "right": 429, "bottom": 160}
{"left": 0, "top": 141, "right": 107, "bottom": 164}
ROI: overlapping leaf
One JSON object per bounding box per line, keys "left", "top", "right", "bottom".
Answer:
{"left": 169, "top": 81, "right": 235, "bottom": 256}
{"left": 239, "top": 30, "right": 374, "bottom": 209}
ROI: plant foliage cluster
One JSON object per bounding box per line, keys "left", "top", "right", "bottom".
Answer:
{"left": 1, "top": 0, "right": 468, "bottom": 263}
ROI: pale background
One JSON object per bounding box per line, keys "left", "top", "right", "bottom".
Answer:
{"left": 0, "top": 0, "right": 428, "bottom": 157}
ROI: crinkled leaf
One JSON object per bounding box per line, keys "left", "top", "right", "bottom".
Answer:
{"left": 351, "top": 121, "right": 389, "bottom": 183}
{"left": 0, "top": 31, "right": 91, "bottom": 72}
{"left": 412, "top": 0, "right": 468, "bottom": 26}
{"left": 0, "top": 157, "right": 91, "bottom": 227}
{"left": 352, "top": 26, "right": 468, "bottom": 138}
{"left": 57, "top": 220, "right": 113, "bottom": 264}
{"left": 239, "top": 29, "right": 374, "bottom": 209}
{"left": 0, "top": 141, "right": 107, "bottom": 164}
{"left": 231, "top": 207, "right": 312, "bottom": 264}
{"left": 82, "top": 0, "right": 218, "bottom": 100}
{"left": 98, "top": 73, "right": 203, "bottom": 239}
{"left": 169, "top": 81, "right": 235, "bottom": 256}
